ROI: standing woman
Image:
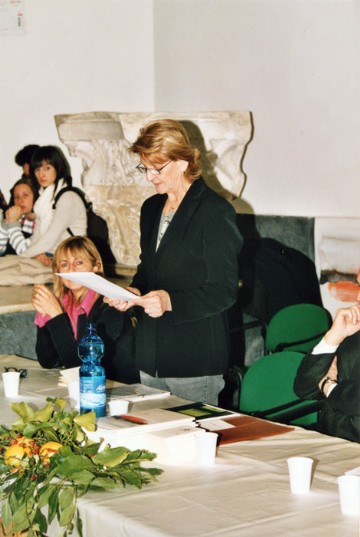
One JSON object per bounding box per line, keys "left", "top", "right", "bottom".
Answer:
{"left": 32, "top": 236, "right": 139, "bottom": 384}
{"left": 106, "top": 119, "right": 242, "bottom": 405}
{"left": 7, "top": 145, "right": 87, "bottom": 266}
{"left": 0, "top": 177, "right": 39, "bottom": 256}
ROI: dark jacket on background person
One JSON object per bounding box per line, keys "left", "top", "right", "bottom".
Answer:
{"left": 36, "top": 296, "right": 139, "bottom": 384}
{"left": 131, "top": 177, "right": 242, "bottom": 378}
{"left": 294, "top": 331, "right": 360, "bottom": 443}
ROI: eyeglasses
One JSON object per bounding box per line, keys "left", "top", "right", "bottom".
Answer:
{"left": 4, "top": 367, "right": 28, "bottom": 378}
{"left": 135, "top": 160, "right": 172, "bottom": 176}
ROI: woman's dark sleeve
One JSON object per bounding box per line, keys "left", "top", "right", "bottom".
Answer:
{"left": 36, "top": 313, "right": 81, "bottom": 369}
{"left": 93, "top": 305, "right": 139, "bottom": 384}
{"left": 293, "top": 351, "right": 336, "bottom": 400}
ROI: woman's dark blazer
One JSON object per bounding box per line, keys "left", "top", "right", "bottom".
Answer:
{"left": 131, "top": 177, "right": 243, "bottom": 378}
{"left": 294, "top": 331, "right": 360, "bottom": 443}
{"left": 36, "top": 296, "right": 139, "bottom": 384}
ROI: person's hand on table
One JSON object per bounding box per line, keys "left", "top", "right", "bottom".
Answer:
{"left": 32, "top": 284, "right": 63, "bottom": 318}
{"left": 33, "top": 253, "right": 52, "bottom": 267}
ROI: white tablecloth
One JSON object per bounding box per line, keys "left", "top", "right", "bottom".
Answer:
{"left": 1, "top": 355, "right": 359, "bottom": 537}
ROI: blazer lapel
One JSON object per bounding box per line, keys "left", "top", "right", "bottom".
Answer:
{"left": 156, "top": 178, "right": 206, "bottom": 254}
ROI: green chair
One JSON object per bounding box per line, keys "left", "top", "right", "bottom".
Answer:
{"left": 265, "top": 303, "right": 332, "bottom": 354}
{"left": 238, "top": 351, "right": 323, "bottom": 427}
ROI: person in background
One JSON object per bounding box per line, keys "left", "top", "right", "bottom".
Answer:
{"left": 0, "top": 189, "right": 7, "bottom": 213}
{"left": 294, "top": 269, "right": 360, "bottom": 443}
{"left": 0, "top": 144, "right": 39, "bottom": 218}
{"left": 7, "top": 145, "right": 87, "bottom": 266}
{"left": 32, "top": 236, "right": 139, "bottom": 384}
{"left": 0, "top": 177, "right": 39, "bottom": 256}
{"left": 15, "top": 144, "right": 40, "bottom": 179}
{"left": 105, "top": 119, "right": 242, "bottom": 405}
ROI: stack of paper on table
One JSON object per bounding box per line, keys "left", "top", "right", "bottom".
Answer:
{"left": 106, "top": 383, "right": 171, "bottom": 402}
{"left": 87, "top": 408, "right": 197, "bottom": 451}
{"left": 146, "top": 426, "right": 206, "bottom": 466}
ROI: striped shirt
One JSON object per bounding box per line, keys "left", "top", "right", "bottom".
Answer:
{"left": 0, "top": 215, "right": 35, "bottom": 256}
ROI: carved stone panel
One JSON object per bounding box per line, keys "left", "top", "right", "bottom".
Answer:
{"left": 55, "top": 111, "right": 252, "bottom": 267}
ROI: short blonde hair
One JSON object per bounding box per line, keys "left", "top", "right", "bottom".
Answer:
{"left": 130, "top": 119, "right": 202, "bottom": 183}
{"left": 52, "top": 236, "right": 103, "bottom": 299}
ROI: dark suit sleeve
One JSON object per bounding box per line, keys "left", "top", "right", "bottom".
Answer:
{"left": 93, "top": 305, "right": 139, "bottom": 384}
{"left": 294, "top": 350, "right": 360, "bottom": 418}
{"left": 36, "top": 313, "right": 81, "bottom": 369}
{"left": 170, "top": 202, "right": 242, "bottom": 324}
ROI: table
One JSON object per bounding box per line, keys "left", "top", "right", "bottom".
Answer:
{"left": 1, "top": 355, "right": 359, "bottom": 537}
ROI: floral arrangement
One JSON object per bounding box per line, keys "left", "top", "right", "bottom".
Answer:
{"left": 0, "top": 398, "right": 162, "bottom": 537}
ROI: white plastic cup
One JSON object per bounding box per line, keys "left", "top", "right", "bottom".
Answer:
{"left": 67, "top": 380, "right": 80, "bottom": 410}
{"left": 195, "top": 432, "right": 218, "bottom": 466}
{"left": 108, "top": 399, "right": 129, "bottom": 416}
{"left": 337, "top": 475, "right": 360, "bottom": 517}
{"left": 2, "top": 371, "right": 20, "bottom": 397}
{"left": 287, "top": 456, "right": 314, "bottom": 494}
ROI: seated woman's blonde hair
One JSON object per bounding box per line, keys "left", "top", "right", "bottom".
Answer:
{"left": 52, "top": 236, "right": 103, "bottom": 299}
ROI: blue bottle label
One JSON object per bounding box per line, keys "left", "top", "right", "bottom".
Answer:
{"left": 80, "top": 377, "right": 106, "bottom": 417}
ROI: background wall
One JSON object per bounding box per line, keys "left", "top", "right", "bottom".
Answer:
{"left": 0, "top": 0, "right": 155, "bottom": 192}
{"left": 0, "top": 0, "right": 358, "bottom": 217}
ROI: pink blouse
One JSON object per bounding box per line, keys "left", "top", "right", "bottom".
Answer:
{"left": 35, "top": 289, "right": 98, "bottom": 338}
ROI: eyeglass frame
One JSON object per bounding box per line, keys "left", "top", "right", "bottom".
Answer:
{"left": 4, "top": 366, "right": 28, "bottom": 378}
{"left": 135, "top": 160, "right": 172, "bottom": 176}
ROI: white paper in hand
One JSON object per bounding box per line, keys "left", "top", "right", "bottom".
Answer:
{"left": 56, "top": 272, "right": 138, "bottom": 301}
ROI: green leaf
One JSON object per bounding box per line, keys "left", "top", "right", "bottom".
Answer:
{"left": 47, "top": 486, "right": 59, "bottom": 524}
{"left": 92, "top": 446, "right": 129, "bottom": 467}
{"left": 10, "top": 401, "right": 36, "bottom": 422}
{"left": 52, "top": 397, "right": 67, "bottom": 410}
{"left": 76, "top": 508, "right": 83, "bottom": 537}
{"left": 70, "top": 470, "right": 95, "bottom": 486}
{"left": 59, "top": 487, "right": 76, "bottom": 526}
{"left": 55, "top": 453, "right": 94, "bottom": 478}
{"left": 34, "top": 402, "right": 55, "bottom": 423}
{"left": 116, "top": 467, "right": 143, "bottom": 488}
{"left": 74, "top": 412, "right": 97, "bottom": 431}
{"left": 11, "top": 498, "right": 35, "bottom": 532}
{"left": 37, "top": 483, "right": 55, "bottom": 508}
{"left": 33, "top": 507, "right": 48, "bottom": 536}
{"left": 1, "top": 497, "right": 12, "bottom": 527}
{"left": 88, "top": 476, "right": 119, "bottom": 490}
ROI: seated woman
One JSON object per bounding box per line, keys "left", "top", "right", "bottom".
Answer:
{"left": 294, "top": 269, "right": 360, "bottom": 443}
{"left": 0, "top": 177, "right": 39, "bottom": 256}
{"left": 7, "top": 145, "right": 87, "bottom": 266}
{"left": 32, "top": 236, "right": 139, "bottom": 384}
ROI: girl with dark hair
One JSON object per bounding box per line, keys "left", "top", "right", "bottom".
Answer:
{"left": 0, "top": 177, "right": 39, "bottom": 256}
{"left": 7, "top": 145, "right": 86, "bottom": 266}
{"left": 32, "top": 236, "right": 139, "bottom": 384}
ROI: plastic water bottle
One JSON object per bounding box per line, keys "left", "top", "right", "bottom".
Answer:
{"left": 79, "top": 323, "right": 106, "bottom": 418}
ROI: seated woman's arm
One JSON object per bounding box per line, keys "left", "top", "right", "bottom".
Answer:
{"left": 36, "top": 313, "right": 81, "bottom": 369}
{"left": 95, "top": 302, "right": 139, "bottom": 384}
{"left": 6, "top": 221, "right": 33, "bottom": 254}
{"left": 0, "top": 222, "right": 9, "bottom": 256}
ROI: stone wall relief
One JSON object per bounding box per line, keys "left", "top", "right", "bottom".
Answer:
{"left": 55, "top": 111, "right": 253, "bottom": 267}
